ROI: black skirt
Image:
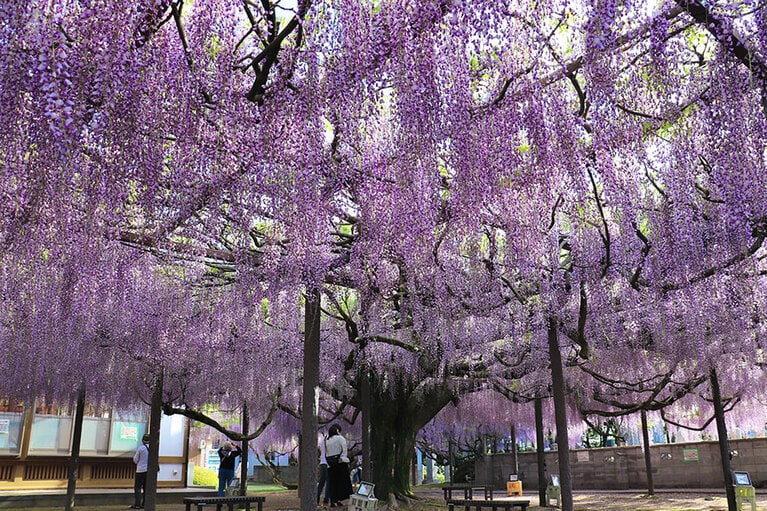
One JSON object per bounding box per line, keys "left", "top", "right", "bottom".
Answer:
{"left": 328, "top": 461, "right": 353, "bottom": 503}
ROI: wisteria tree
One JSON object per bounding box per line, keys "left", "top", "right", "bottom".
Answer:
{"left": 2, "top": 2, "right": 767, "bottom": 511}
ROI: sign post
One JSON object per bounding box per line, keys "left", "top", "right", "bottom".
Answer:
{"left": 733, "top": 471, "right": 756, "bottom": 511}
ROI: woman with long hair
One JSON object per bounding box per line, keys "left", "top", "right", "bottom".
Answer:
{"left": 324, "top": 424, "right": 353, "bottom": 507}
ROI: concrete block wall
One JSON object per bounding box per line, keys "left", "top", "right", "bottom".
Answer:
{"left": 249, "top": 465, "right": 298, "bottom": 485}
{"left": 475, "top": 437, "right": 767, "bottom": 491}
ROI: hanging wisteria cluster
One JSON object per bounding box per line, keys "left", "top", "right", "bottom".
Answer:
{"left": 1, "top": 0, "right": 766, "bottom": 494}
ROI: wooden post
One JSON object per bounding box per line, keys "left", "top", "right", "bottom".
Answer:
{"left": 710, "top": 368, "right": 736, "bottom": 511}
{"left": 360, "top": 352, "right": 371, "bottom": 482}
{"left": 640, "top": 410, "right": 654, "bottom": 496}
{"left": 65, "top": 386, "right": 86, "bottom": 511}
{"left": 241, "top": 402, "right": 249, "bottom": 496}
{"left": 535, "top": 398, "right": 546, "bottom": 507}
{"left": 299, "top": 288, "right": 321, "bottom": 511}
{"left": 548, "top": 317, "right": 572, "bottom": 511}
{"left": 145, "top": 370, "right": 164, "bottom": 511}
{"left": 510, "top": 424, "right": 518, "bottom": 476}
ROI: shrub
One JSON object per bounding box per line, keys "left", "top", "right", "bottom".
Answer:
{"left": 194, "top": 465, "right": 219, "bottom": 487}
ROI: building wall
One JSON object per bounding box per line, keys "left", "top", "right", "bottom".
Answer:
{"left": 0, "top": 409, "right": 189, "bottom": 491}
{"left": 475, "top": 437, "right": 767, "bottom": 490}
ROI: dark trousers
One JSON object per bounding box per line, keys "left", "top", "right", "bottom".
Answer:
{"left": 218, "top": 468, "right": 236, "bottom": 496}
{"left": 134, "top": 471, "right": 147, "bottom": 507}
{"left": 317, "top": 463, "right": 330, "bottom": 503}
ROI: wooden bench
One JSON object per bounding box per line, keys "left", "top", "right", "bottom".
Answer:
{"left": 442, "top": 485, "right": 494, "bottom": 501}
{"left": 446, "top": 498, "right": 529, "bottom": 511}
{"left": 183, "top": 495, "right": 266, "bottom": 511}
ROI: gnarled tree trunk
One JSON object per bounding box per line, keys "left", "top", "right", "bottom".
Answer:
{"left": 366, "top": 372, "right": 459, "bottom": 501}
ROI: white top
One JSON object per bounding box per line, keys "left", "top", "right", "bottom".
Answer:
{"left": 133, "top": 443, "right": 149, "bottom": 473}
{"left": 318, "top": 433, "right": 328, "bottom": 465}
{"left": 325, "top": 434, "right": 349, "bottom": 463}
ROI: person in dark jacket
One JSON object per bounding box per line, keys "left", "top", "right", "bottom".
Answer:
{"left": 217, "top": 441, "right": 242, "bottom": 496}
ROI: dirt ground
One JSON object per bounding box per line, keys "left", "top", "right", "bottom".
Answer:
{"left": 266, "top": 489, "right": 758, "bottom": 511}
{"left": 567, "top": 491, "right": 739, "bottom": 510}
{"left": 259, "top": 489, "right": 747, "bottom": 511}
{"left": 1, "top": 487, "right": 759, "bottom": 511}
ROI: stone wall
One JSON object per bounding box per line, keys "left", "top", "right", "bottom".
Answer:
{"left": 249, "top": 465, "right": 299, "bottom": 486}
{"left": 475, "top": 437, "right": 767, "bottom": 490}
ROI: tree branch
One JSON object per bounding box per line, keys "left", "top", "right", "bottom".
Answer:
{"left": 674, "top": 0, "right": 767, "bottom": 112}
{"left": 162, "top": 393, "right": 279, "bottom": 442}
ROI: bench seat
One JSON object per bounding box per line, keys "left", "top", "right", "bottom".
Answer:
{"left": 442, "top": 485, "right": 494, "bottom": 501}
{"left": 446, "top": 498, "right": 529, "bottom": 511}
{"left": 183, "top": 495, "right": 266, "bottom": 511}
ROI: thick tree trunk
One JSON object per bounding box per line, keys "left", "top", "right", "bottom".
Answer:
{"left": 299, "top": 289, "right": 321, "bottom": 511}
{"left": 65, "top": 385, "right": 85, "bottom": 511}
{"left": 535, "top": 398, "right": 546, "bottom": 506}
{"left": 640, "top": 409, "right": 654, "bottom": 495}
{"left": 145, "top": 370, "right": 164, "bottom": 511}
{"left": 369, "top": 401, "right": 419, "bottom": 500}
{"left": 710, "top": 368, "right": 736, "bottom": 511}
{"left": 366, "top": 372, "right": 457, "bottom": 500}
{"left": 548, "top": 317, "right": 572, "bottom": 511}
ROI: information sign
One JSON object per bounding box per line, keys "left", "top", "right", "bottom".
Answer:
{"left": 682, "top": 447, "right": 700, "bottom": 462}
{"left": 120, "top": 425, "right": 138, "bottom": 440}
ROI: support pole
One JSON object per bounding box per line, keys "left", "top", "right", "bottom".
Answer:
{"left": 640, "top": 410, "right": 654, "bottom": 496}
{"left": 65, "top": 385, "right": 86, "bottom": 511}
{"left": 548, "top": 317, "right": 572, "bottom": 511}
{"left": 299, "top": 289, "right": 321, "bottom": 511}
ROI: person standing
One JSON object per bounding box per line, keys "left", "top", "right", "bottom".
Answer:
{"left": 317, "top": 430, "right": 331, "bottom": 507}
{"left": 325, "top": 424, "right": 353, "bottom": 507}
{"left": 351, "top": 455, "right": 362, "bottom": 486}
{"left": 217, "top": 441, "right": 242, "bottom": 496}
{"left": 131, "top": 433, "right": 150, "bottom": 509}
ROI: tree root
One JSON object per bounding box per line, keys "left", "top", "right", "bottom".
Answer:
{"left": 386, "top": 492, "right": 425, "bottom": 510}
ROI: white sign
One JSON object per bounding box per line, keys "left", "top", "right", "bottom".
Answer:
{"left": 120, "top": 425, "right": 138, "bottom": 440}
